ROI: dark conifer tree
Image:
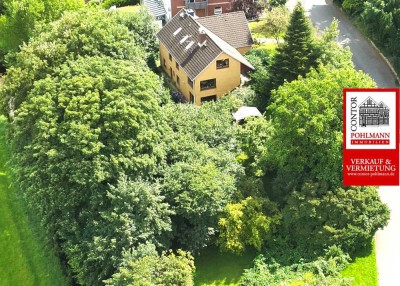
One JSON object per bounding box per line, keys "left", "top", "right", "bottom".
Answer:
{"left": 268, "top": 2, "right": 318, "bottom": 92}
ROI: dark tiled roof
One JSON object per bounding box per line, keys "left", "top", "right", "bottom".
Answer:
{"left": 197, "top": 11, "right": 253, "bottom": 49}
{"left": 156, "top": 9, "right": 254, "bottom": 80}
{"left": 143, "top": 0, "right": 166, "bottom": 18}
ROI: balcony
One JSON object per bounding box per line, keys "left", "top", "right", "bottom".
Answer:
{"left": 185, "top": 0, "right": 208, "bottom": 10}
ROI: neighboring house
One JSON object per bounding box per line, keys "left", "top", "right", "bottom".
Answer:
{"left": 141, "top": 0, "right": 169, "bottom": 23}
{"left": 171, "top": 0, "right": 233, "bottom": 18}
{"left": 156, "top": 9, "right": 254, "bottom": 105}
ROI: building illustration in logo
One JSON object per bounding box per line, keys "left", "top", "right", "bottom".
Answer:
{"left": 359, "top": 97, "right": 390, "bottom": 127}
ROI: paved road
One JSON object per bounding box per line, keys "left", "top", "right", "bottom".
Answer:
{"left": 286, "top": 0, "right": 398, "bottom": 88}
{"left": 375, "top": 187, "right": 400, "bottom": 286}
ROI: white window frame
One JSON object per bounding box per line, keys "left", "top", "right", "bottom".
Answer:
{"left": 214, "top": 7, "right": 222, "bottom": 15}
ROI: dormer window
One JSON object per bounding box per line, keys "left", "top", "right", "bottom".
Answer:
{"left": 216, "top": 59, "right": 229, "bottom": 69}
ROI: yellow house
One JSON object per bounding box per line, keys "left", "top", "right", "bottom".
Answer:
{"left": 156, "top": 9, "right": 255, "bottom": 105}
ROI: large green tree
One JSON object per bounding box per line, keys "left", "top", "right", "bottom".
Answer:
{"left": 0, "top": 0, "right": 83, "bottom": 60}
{"left": 0, "top": 9, "right": 165, "bottom": 117}
{"left": 267, "top": 65, "right": 375, "bottom": 191}
{"left": 268, "top": 2, "right": 317, "bottom": 91}
{"left": 160, "top": 99, "right": 243, "bottom": 251}
{"left": 281, "top": 183, "right": 390, "bottom": 256}
{"left": 217, "top": 196, "right": 280, "bottom": 254}
{"left": 115, "top": 5, "right": 159, "bottom": 68}
{"left": 11, "top": 55, "right": 167, "bottom": 285}
{"left": 261, "top": 6, "right": 290, "bottom": 44}
{"left": 66, "top": 177, "right": 173, "bottom": 284}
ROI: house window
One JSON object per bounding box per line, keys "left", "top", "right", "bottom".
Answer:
{"left": 176, "top": 62, "right": 179, "bottom": 70}
{"left": 216, "top": 59, "right": 229, "bottom": 69}
{"left": 188, "top": 77, "right": 193, "bottom": 88}
{"left": 189, "top": 0, "right": 194, "bottom": 2}
{"left": 214, "top": 7, "right": 222, "bottom": 14}
{"left": 177, "top": 76, "right": 180, "bottom": 86}
{"left": 190, "top": 92, "right": 194, "bottom": 103}
{"left": 163, "top": 58, "right": 166, "bottom": 67}
{"left": 201, "top": 95, "right": 216, "bottom": 104}
{"left": 169, "top": 53, "right": 172, "bottom": 61}
{"left": 200, "top": 78, "right": 216, "bottom": 90}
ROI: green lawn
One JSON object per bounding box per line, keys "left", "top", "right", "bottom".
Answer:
{"left": 248, "top": 19, "right": 268, "bottom": 39}
{"left": 341, "top": 241, "right": 378, "bottom": 286}
{"left": 194, "top": 246, "right": 257, "bottom": 286}
{"left": 253, "top": 42, "right": 278, "bottom": 55}
{"left": 116, "top": 5, "right": 141, "bottom": 13}
{"left": 0, "top": 115, "right": 69, "bottom": 286}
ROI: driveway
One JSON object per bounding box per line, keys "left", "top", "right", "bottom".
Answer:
{"left": 286, "top": 0, "right": 398, "bottom": 88}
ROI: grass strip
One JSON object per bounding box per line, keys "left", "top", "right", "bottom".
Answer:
{"left": 341, "top": 240, "right": 378, "bottom": 286}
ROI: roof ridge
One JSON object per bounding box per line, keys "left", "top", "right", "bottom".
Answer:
{"left": 156, "top": 9, "right": 254, "bottom": 80}
{"left": 198, "top": 10, "right": 246, "bottom": 19}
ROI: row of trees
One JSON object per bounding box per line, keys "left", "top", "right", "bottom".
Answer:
{"left": 0, "top": 2, "right": 390, "bottom": 285}
{"left": 234, "top": 2, "right": 390, "bottom": 282}
{"left": 334, "top": 0, "right": 400, "bottom": 74}
{"left": 1, "top": 6, "right": 202, "bottom": 285}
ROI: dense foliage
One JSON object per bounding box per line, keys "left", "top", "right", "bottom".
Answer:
{"left": 160, "top": 99, "right": 243, "bottom": 251}
{"left": 334, "top": 0, "right": 400, "bottom": 74}
{"left": 247, "top": 5, "right": 351, "bottom": 108}
{"left": 105, "top": 250, "right": 195, "bottom": 286}
{"left": 102, "top": 0, "right": 139, "bottom": 9}
{"left": 281, "top": 184, "right": 390, "bottom": 256}
{"left": 1, "top": 8, "right": 174, "bottom": 285}
{"left": 218, "top": 196, "right": 281, "bottom": 253}
{"left": 11, "top": 55, "right": 167, "bottom": 285}
{"left": 240, "top": 246, "right": 352, "bottom": 285}
{"left": 261, "top": 6, "right": 290, "bottom": 43}
{"left": 0, "top": 0, "right": 84, "bottom": 64}
{"left": 245, "top": 49, "right": 271, "bottom": 110}
{"left": 0, "top": 2, "right": 392, "bottom": 285}
{"left": 267, "top": 65, "right": 376, "bottom": 191}
{"left": 232, "top": 0, "right": 262, "bottom": 19}
{"left": 0, "top": 8, "right": 163, "bottom": 117}
{"left": 268, "top": 2, "right": 317, "bottom": 91}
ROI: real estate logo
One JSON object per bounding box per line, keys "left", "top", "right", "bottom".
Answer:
{"left": 343, "top": 88, "right": 399, "bottom": 186}
{"left": 348, "top": 96, "right": 392, "bottom": 146}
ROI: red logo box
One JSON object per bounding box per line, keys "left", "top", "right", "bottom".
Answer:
{"left": 343, "top": 88, "right": 399, "bottom": 186}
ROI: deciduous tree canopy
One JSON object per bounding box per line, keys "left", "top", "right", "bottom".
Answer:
{"left": 267, "top": 65, "right": 376, "bottom": 189}
{"left": 0, "top": 0, "right": 84, "bottom": 60}
{"left": 281, "top": 183, "right": 390, "bottom": 256}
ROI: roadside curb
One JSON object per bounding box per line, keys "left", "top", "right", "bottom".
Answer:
{"left": 368, "top": 40, "right": 400, "bottom": 87}
{"left": 335, "top": 4, "right": 400, "bottom": 87}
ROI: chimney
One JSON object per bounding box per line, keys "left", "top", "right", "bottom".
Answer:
{"left": 186, "top": 9, "right": 195, "bottom": 17}
{"left": 198, "top": 29, "right": 207, "bottom": 47}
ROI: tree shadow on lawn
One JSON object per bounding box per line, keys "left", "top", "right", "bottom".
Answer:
{"left": 194, "top": 246, "right": 257, "bottom": 286}
{"left": 351, "top": 240, "right": 374, "bottom": 259}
